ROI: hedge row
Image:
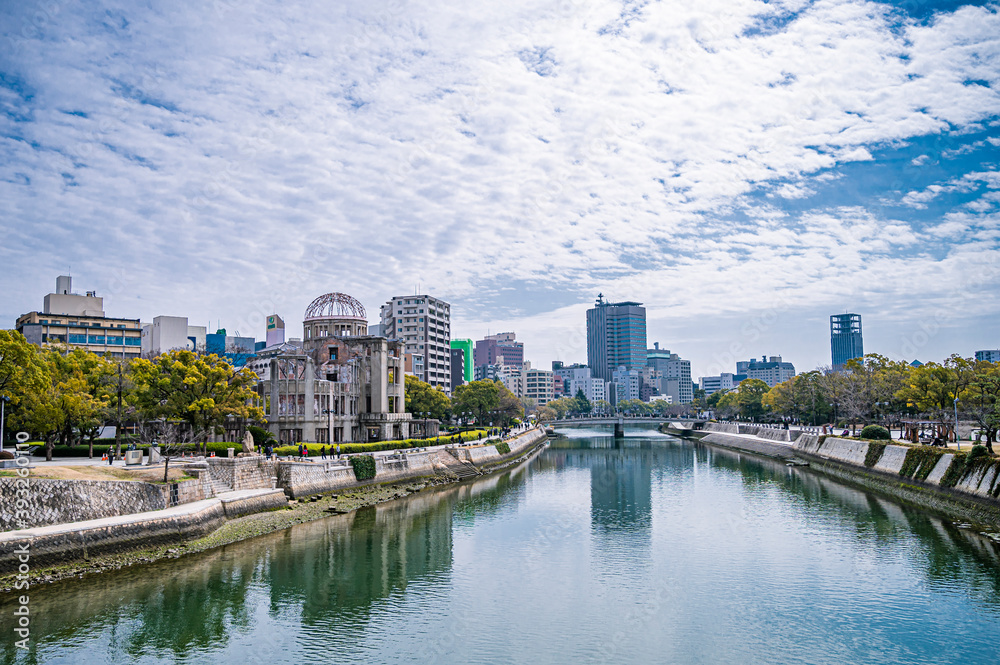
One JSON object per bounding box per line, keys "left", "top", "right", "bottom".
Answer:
{"left": 271, "top": 430, "right": 488, "bottom": 457}
{"left": 494, "top": 441, "right": 511, "bottom": 455}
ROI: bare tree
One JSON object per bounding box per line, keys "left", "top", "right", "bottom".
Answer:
{"left": 136, "top": 419, "right": 206, "bottom": 483}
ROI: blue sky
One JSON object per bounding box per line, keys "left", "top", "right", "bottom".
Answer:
{"left": 1, "top": 0, "right": 998, "bottom": 378}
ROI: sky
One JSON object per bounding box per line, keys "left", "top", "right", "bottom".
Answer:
{"left": 1, "top": 0, "right": 998, "bottom": 379}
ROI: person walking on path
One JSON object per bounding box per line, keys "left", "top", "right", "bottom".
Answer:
{"left": 321, "top": 445, "right": 327, "bottom": 460}
{"left": 336, "top": 443, "right": 341, "bottom": 459}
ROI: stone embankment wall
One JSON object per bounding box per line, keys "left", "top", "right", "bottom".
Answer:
{"left": 0, "top": 429, "right": 546, "bottom": 534}
{"left": 207, "top": 456, "right": 279, "bottom": 491}
{"left": 0, "top": 478, "right": 168, "bottom": 532}
{"left": 699, "top": 423, "right": 1000, "bottom": 524}
{"left": 0, "top": 500, "right": 229, "bottom": 573}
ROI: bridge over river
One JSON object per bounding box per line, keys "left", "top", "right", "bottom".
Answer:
{"left": 548, "top": 416, "right": 703, "bottom": 437}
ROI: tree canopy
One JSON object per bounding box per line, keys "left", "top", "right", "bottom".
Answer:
{"left": 404, "top": 375, "right": 450, "bottom": 421}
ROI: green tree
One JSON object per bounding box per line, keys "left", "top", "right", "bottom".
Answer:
{"left": 592, "top": 399, "right": 612, "bottom": 416}
{"left": 895, "top": 357, "right": 974, "bottom": 440}
{"left": 573, "top": 389, "right": 592, "bottom": 415}
{"left": 0, "top": 331, "right": 49, "bottom": 447}
{"left": 404, "top": 375, "right": 450, "bottom": 421}
{"left": 733, "top": 379, "right": 770, "bottom": 421}
{"left": 452, "top": 380, "right": 500, "bottom": 425}
{"left": 131, "top": 349, "right": 264, "bottom": 450}
{"left": 966, "top": 361, "right": 1000, "bottom": 452}
{"left": 496, "top": 383, "right": 523, "bottom": 425}
{"left": 536, "top": 405, "right": 557, "bottom": 422}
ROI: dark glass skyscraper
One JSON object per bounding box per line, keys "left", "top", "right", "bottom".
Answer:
{"left": 830, "top": 313, "right": 864, "bottom": 369}
{"left": 586, "top": 295, "right": 647, "bottom": 382}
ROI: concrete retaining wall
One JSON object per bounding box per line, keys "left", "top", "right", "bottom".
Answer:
{"left": 699, "top": 431, "right": 1000, "bottom": 525}
{"left": 0, "top": 478, "right": 167, "bottom": 532}
{"left": 700, "top": 433, "right": 795, "bottom": 459}
{"left": 704, "top": 423, "right": 739, "bottom": 434}
{"left": 873, "top": 445, "right": 909, "bottom": 474}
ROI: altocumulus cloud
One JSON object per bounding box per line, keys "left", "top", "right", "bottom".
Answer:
{"left": 0, "top": 0, "right": 998, "bottom": 374}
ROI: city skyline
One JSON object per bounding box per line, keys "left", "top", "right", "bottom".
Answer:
{"left": 1, "top": 1, "right": 998, "bottom": 378}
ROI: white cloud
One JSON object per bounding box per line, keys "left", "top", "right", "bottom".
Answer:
{"left": 0, "top": 0, "right": 998, "bottom": 373}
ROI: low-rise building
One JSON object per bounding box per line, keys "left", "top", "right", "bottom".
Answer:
{"left": 737, "top": 356, "right": 796, "bottom": 387}
{"left": 699, "top": 373, "right": 735, "bottom": 396}
{"left": 16, "top": 275, "right": 142, "bottom": 358}
{"left": 141, "top": 315, "right": 207, "bottom": 357}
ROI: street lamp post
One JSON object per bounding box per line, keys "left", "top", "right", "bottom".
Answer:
{"left": 0, "top": 395, "right": 8, "bottom": 455}
{"left": 954, "top": 398, "right": 961, "bottom": 451}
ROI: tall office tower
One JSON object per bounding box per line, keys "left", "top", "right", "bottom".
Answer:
{"left": 586, "top": 294, "right": 647, "bottom": 383}
{"left": 380, "top": 294, "right": 452, "bottom": 392}
{"left": 830, "top": 313, "right": 864, "bottom": 369}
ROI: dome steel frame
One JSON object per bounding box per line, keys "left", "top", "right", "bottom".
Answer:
{"left": 304, "top": 292, "right": 367, "bottom": 321}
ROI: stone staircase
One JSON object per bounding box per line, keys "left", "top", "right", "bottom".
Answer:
{"left": 439, "top": 449, "right": 482, "bottom": 480}
{"left": 208, "top": 476, "right": 234, "bottom": 497}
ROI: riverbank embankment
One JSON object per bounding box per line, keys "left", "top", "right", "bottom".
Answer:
{"left": 0, "top": 428, "right": 548, "bottom": 590}
{"left": 695, "top": 424, "right": 1000, "bottom": 528}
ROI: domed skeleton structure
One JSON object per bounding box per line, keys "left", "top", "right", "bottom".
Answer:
{"left": 304, "top": 293, "right": 367, "bottom": 321}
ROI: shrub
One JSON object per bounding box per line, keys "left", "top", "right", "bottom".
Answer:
{"left": 350, "top": 455, "right": 376, "bottom": 481}
{"left": 860, "top": 425, "right": 891, "bottom": 441}
{"left": 969, "top": 445, "right": 989, "bottom": 460}
{"left": 495, "top": 441, "right": 510, "bottom": 455}
{"left": 864, "top": 442, "right": 887, "bottom": 468}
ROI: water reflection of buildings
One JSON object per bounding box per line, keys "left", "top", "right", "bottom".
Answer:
{"left": 590, "top": 446, "right": 653, "bottom": 535}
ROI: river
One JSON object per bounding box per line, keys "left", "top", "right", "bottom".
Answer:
{"left": 4, "top": 428, "right": 1000, "bottom": 664}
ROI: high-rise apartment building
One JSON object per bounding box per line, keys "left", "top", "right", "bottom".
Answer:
{"left": 975, "top": 350, "right": 1000, "bottom": 363}
{"left": 381, "top": 294, "right": 452, "bottom": 392}
{"left": 474, "top": 332, "right": 524, "bottom": 370}
{"left": 586, "top": 295, "right": 647, "bottom": 383}
{"left": 646, "top": 343, "right": 692, "bottom": 404}
{"left": 831, "top": 313, "right": 863, "bottom": 369}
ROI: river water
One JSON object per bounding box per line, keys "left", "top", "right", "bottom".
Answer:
{"left": 4, "top": 428, "right": 1000, "bottom": 664}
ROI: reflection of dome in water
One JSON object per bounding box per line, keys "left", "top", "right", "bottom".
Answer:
{"left": 304, "top": 293, "right": 367, "bottom": 321}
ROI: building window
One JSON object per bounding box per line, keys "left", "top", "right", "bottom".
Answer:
{"left": 88, "top": 335, "right": 105, "bottom": 344}
{"left": 68, "top": 334, "right": 87, "bottom": 344}
{"left": 107, "top": 337, "right": 123, "bottom": 345}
